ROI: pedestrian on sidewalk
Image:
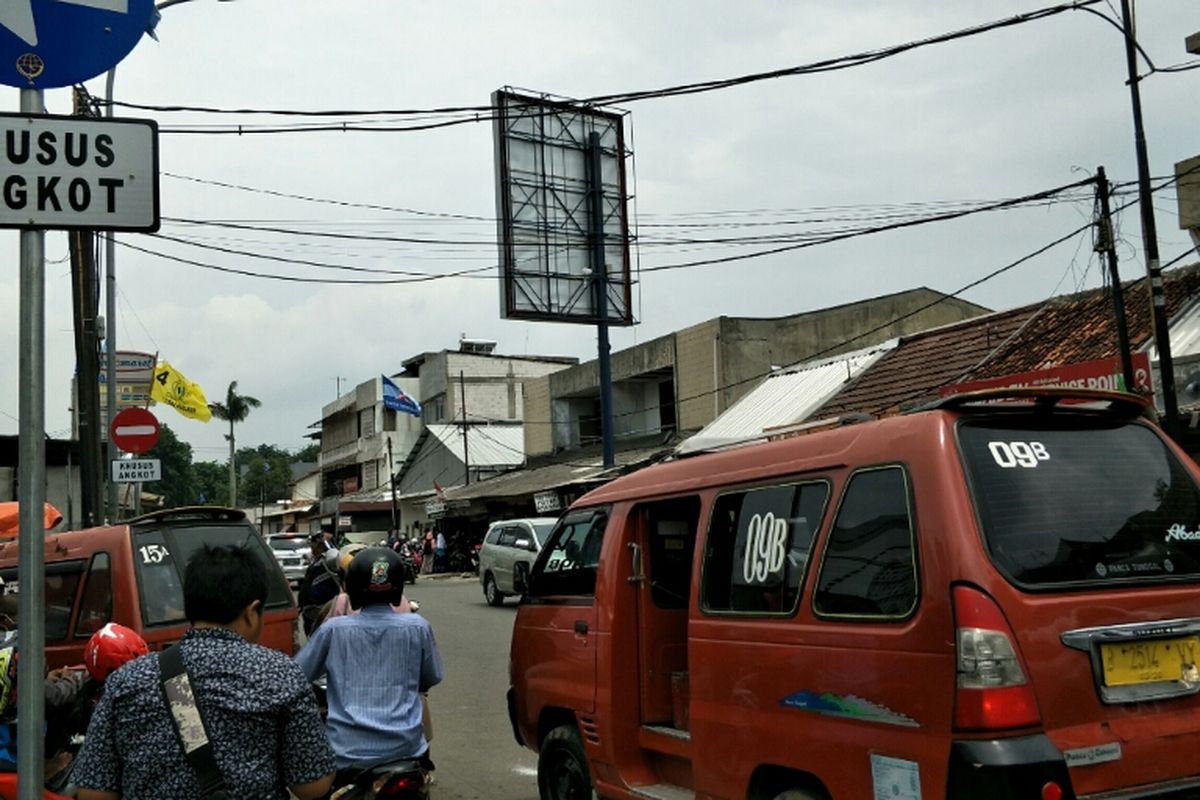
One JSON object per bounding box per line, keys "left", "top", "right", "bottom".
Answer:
{"left": 421, "top": 529, "right": 435, "bottom": 574}
{"left": 434, "top": 530, "right": 447, "bottom": 573}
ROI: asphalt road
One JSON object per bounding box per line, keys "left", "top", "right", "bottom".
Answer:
{"left": 412, "top": 575, "right": 540, "bottom": 800}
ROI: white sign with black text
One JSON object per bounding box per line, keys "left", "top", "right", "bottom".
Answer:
{"left": 0, "top": 113, "right": 159, "bottom": 230}
{"left": 111, "top": 458, "right": 161, "bottom": 483}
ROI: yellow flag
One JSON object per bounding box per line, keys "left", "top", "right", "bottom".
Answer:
{"left": 149, "top": 361, "right": 212, "bottom": 422}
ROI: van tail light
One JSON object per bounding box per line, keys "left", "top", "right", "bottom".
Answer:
{"left": 953, "top": 585, "right": 1041, "bottom": 731}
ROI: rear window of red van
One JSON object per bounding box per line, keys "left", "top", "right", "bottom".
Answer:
{"left": 133, "top": 524, "right": 292, "bottom": 626}
{"left": 958, "top": 418, "right": 1200, "bottom": 588}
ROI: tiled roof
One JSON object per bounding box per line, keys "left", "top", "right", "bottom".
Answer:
{"left": 814, "top": 261, "right": 1200, "bottom": 419}
{"left": 970, "top": 262, "right": 1200, "bottom": 378}
{"left": 815, "top": 304, "right": 1043, "bottom": 418}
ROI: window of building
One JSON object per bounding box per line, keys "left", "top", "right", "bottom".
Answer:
{"left": 701, "top": 481, "right": 828, "bottom": 615}
{"left": 424, "top": 396, "right": 446, "bottom": 424}
{"left": 359, "top": 408, "right": 376, "bottom": 438}
{"left": 813, "top": 466, "right": 917, "bottom": 619}
{"left": 530, "top": 508, "right": 609, "bottom": 598}
{"left": 383, "top": 408, "right": 397, "bottom": 432}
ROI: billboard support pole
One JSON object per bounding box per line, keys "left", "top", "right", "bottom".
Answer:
{"left": 17, "top": 84, "right": 48, "bottom": 800}
{"left": 587, "top": 131, "right": 615, "bottom": 468}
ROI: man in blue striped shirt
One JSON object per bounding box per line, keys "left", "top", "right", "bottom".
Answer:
{"left": 296, "top": 547, "right": 443, "bottom": 770}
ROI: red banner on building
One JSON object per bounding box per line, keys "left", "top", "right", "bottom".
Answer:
{"left": 940, "top": 353, "right": 1152, "bottom": 398}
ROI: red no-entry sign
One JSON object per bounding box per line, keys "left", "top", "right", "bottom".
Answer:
{"left": 110, "top": 406, "right": 160, "bottom": 454}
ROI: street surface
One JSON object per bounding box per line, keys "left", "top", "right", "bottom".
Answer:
{"left": 411, "top": 576, "right": 539, "bottom": 800}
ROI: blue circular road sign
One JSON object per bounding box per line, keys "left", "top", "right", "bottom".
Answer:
{"left": 0, "top": 0, "right": 156, "bottom": 89}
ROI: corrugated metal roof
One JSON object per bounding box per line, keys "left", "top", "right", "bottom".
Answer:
{"left": 425, "top": 424, "right": 525, "bottom": 468}
{"left": 1148, "top": 296, "right": 1200, "bottom": 361}
{"left": 677, "top": 342, "right": 896, "bottom": 455}
{"left": 442, "top": 442, "right": 675, "bottom": 501}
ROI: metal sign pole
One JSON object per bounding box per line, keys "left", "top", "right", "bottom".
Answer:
{"left": 104, "top": 66, "right": 119, "bottom": 520}
{"left": 16, "top": 86, "right": 47, "bottom": 800}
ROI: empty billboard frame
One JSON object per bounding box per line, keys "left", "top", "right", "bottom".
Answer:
{"left": 493, "top": 89, "right": 635, "bottom": 325}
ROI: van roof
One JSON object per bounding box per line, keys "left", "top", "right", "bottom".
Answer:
{"left": 578, "top": 387, "right": 1151, "bottom": 507}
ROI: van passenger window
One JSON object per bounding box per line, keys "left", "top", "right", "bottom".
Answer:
{"left": 701, "top": 482, "right": 828, "bottom": 615}
{"left": 134, "top": 524, "right": 293, "bottom": 618}
{"left": 531, "top": 509, "right": 609, "bottom": 597}
{"left": 639, "top": 497, "right": 701, "bottom": 609}
{"left": 74, "top": 552, "right": 113, "bottom": 637}
{"left": 814, "top": 466, "right": 917, "bottom": 618}
{"left": 0, "top": 563, "right": 85, "bottom": 639}
{"left": 498, "top": 528, "right": 519, "bottom": 548}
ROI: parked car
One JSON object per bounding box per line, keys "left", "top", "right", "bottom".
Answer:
{"left": 267, "top": 532, "right": 310, "bottom": 586}
{"left": 0, "top": 506, "right": 297, "bottom": 669}
{"left": 479, "top": 517, "right": 557, "bottom": 606}
{"left": 509, "top": 387, "right": 1200, "bottom": 800}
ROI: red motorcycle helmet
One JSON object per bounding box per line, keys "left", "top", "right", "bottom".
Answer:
{"left": 84, "top": 623, "right": 149, "bottom": 682}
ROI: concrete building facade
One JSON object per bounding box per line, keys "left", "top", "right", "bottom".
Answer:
{"left": 523, "top": 288, "right": 991, "bottom": 457}
{"left": 315, "top": 339, "right": 576, "bottom": 534}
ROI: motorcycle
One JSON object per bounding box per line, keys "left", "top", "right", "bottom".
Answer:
{"left": 395, "top": 541, "right": 420, "bottom": 584}
{"left": 311, "top": 681, "right": 431, "bottom": 800}
{"left": 328, "top": 758, "right": 430, "bottom": 800}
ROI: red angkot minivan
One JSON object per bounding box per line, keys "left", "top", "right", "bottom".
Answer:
{"left": 507, "top": 388, "right": 1200, "bottom": 800}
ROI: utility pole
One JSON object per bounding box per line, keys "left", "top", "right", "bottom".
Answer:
{"left": 459, "top": 371, "right": 470, "bottom": 485}
{"left": 69, "top": 87, "right": 104, "bottom": 527}
{"left": 386, "top": 436, "right": 399, "bottom": 533}
{"left": 1094, "top": 167, "right": 1136, "bottom": 392}
{"left": 1118, "top": 0, "right": 1179, "bottom": 436}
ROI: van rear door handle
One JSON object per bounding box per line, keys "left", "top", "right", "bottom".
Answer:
{"left": 574, "top": 620, "right": 589, "bottom": 635}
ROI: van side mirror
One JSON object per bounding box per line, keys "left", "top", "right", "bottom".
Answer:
{"left": 514, "top": 538, "right": 531, "bottom": 550}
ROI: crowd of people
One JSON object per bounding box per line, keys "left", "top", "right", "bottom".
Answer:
{"left": 1, "top": 539, "right": 442, "bottom": 800}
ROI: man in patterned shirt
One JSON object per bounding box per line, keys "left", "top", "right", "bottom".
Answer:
{"left": 72, "top": 544, "right": 335, "bottom": 800}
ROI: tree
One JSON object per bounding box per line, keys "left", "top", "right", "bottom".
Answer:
{"left": 208, "top": 381, "right": 261, "bottom": 506}
{"left": 143, "top": 424, "right": 195, "bottom": 508}
{"left": 295, "top": 442, "right": 321, "bottom": 464}
{"left": 193, "top": 461, "right": 227, "bottom": 506}
{"left": 236, "top": 444, "right": 294, "bottom": 507}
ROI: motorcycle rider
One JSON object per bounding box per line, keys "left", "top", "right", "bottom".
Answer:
{"left": 322, "top": 545, "right": 414, "bottom": 620}
{"left": 295, "top": 547, "right": 442, "bottom": 778}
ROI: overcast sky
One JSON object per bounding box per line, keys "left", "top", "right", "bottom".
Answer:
{"left": 0, "top": 1, "right": 1196, "bottom": 464}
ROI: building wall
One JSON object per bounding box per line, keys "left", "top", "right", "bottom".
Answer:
{"left": 421, "top": 352, "right": 574, "bottom": 425}
{"left": 523, "top": 376, "right": 553, "bottom": 455}
{"left": 676, "top": 318, "right": 723, "bottom": 432}
{"left": 715, "top": 289, "right": 989, "bottom": 417}
{"left": 531, "top": 289, "right": 990, "bottom": 444}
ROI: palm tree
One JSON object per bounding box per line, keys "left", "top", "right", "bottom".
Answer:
{"left": 208, "top": 381, "right": 261, "bottom": 506}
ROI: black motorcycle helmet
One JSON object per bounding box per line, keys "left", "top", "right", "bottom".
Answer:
{"left": 345, "top": 547, "right": 406, "bottom": 610}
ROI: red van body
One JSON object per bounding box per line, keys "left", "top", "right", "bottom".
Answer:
{"left": 508, "top": 389, "right": 1200, "bottom": 800}
{"left": 0, "top": 507, "right": 297, "bottom": 668}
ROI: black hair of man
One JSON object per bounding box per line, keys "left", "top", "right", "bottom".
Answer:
{"left": 183, "top": 544, "right": 269, "bottom": 625}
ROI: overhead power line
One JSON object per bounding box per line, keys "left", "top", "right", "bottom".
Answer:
{"left": 107, "top": 1, "right": 1113, "bottom": 135}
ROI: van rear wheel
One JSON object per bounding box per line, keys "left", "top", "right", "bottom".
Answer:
{"left": 538, "top": 724, "right": 593, "bottom": 800}
{"left": 484, "top": 574, "right": 506, "bottom": 606}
